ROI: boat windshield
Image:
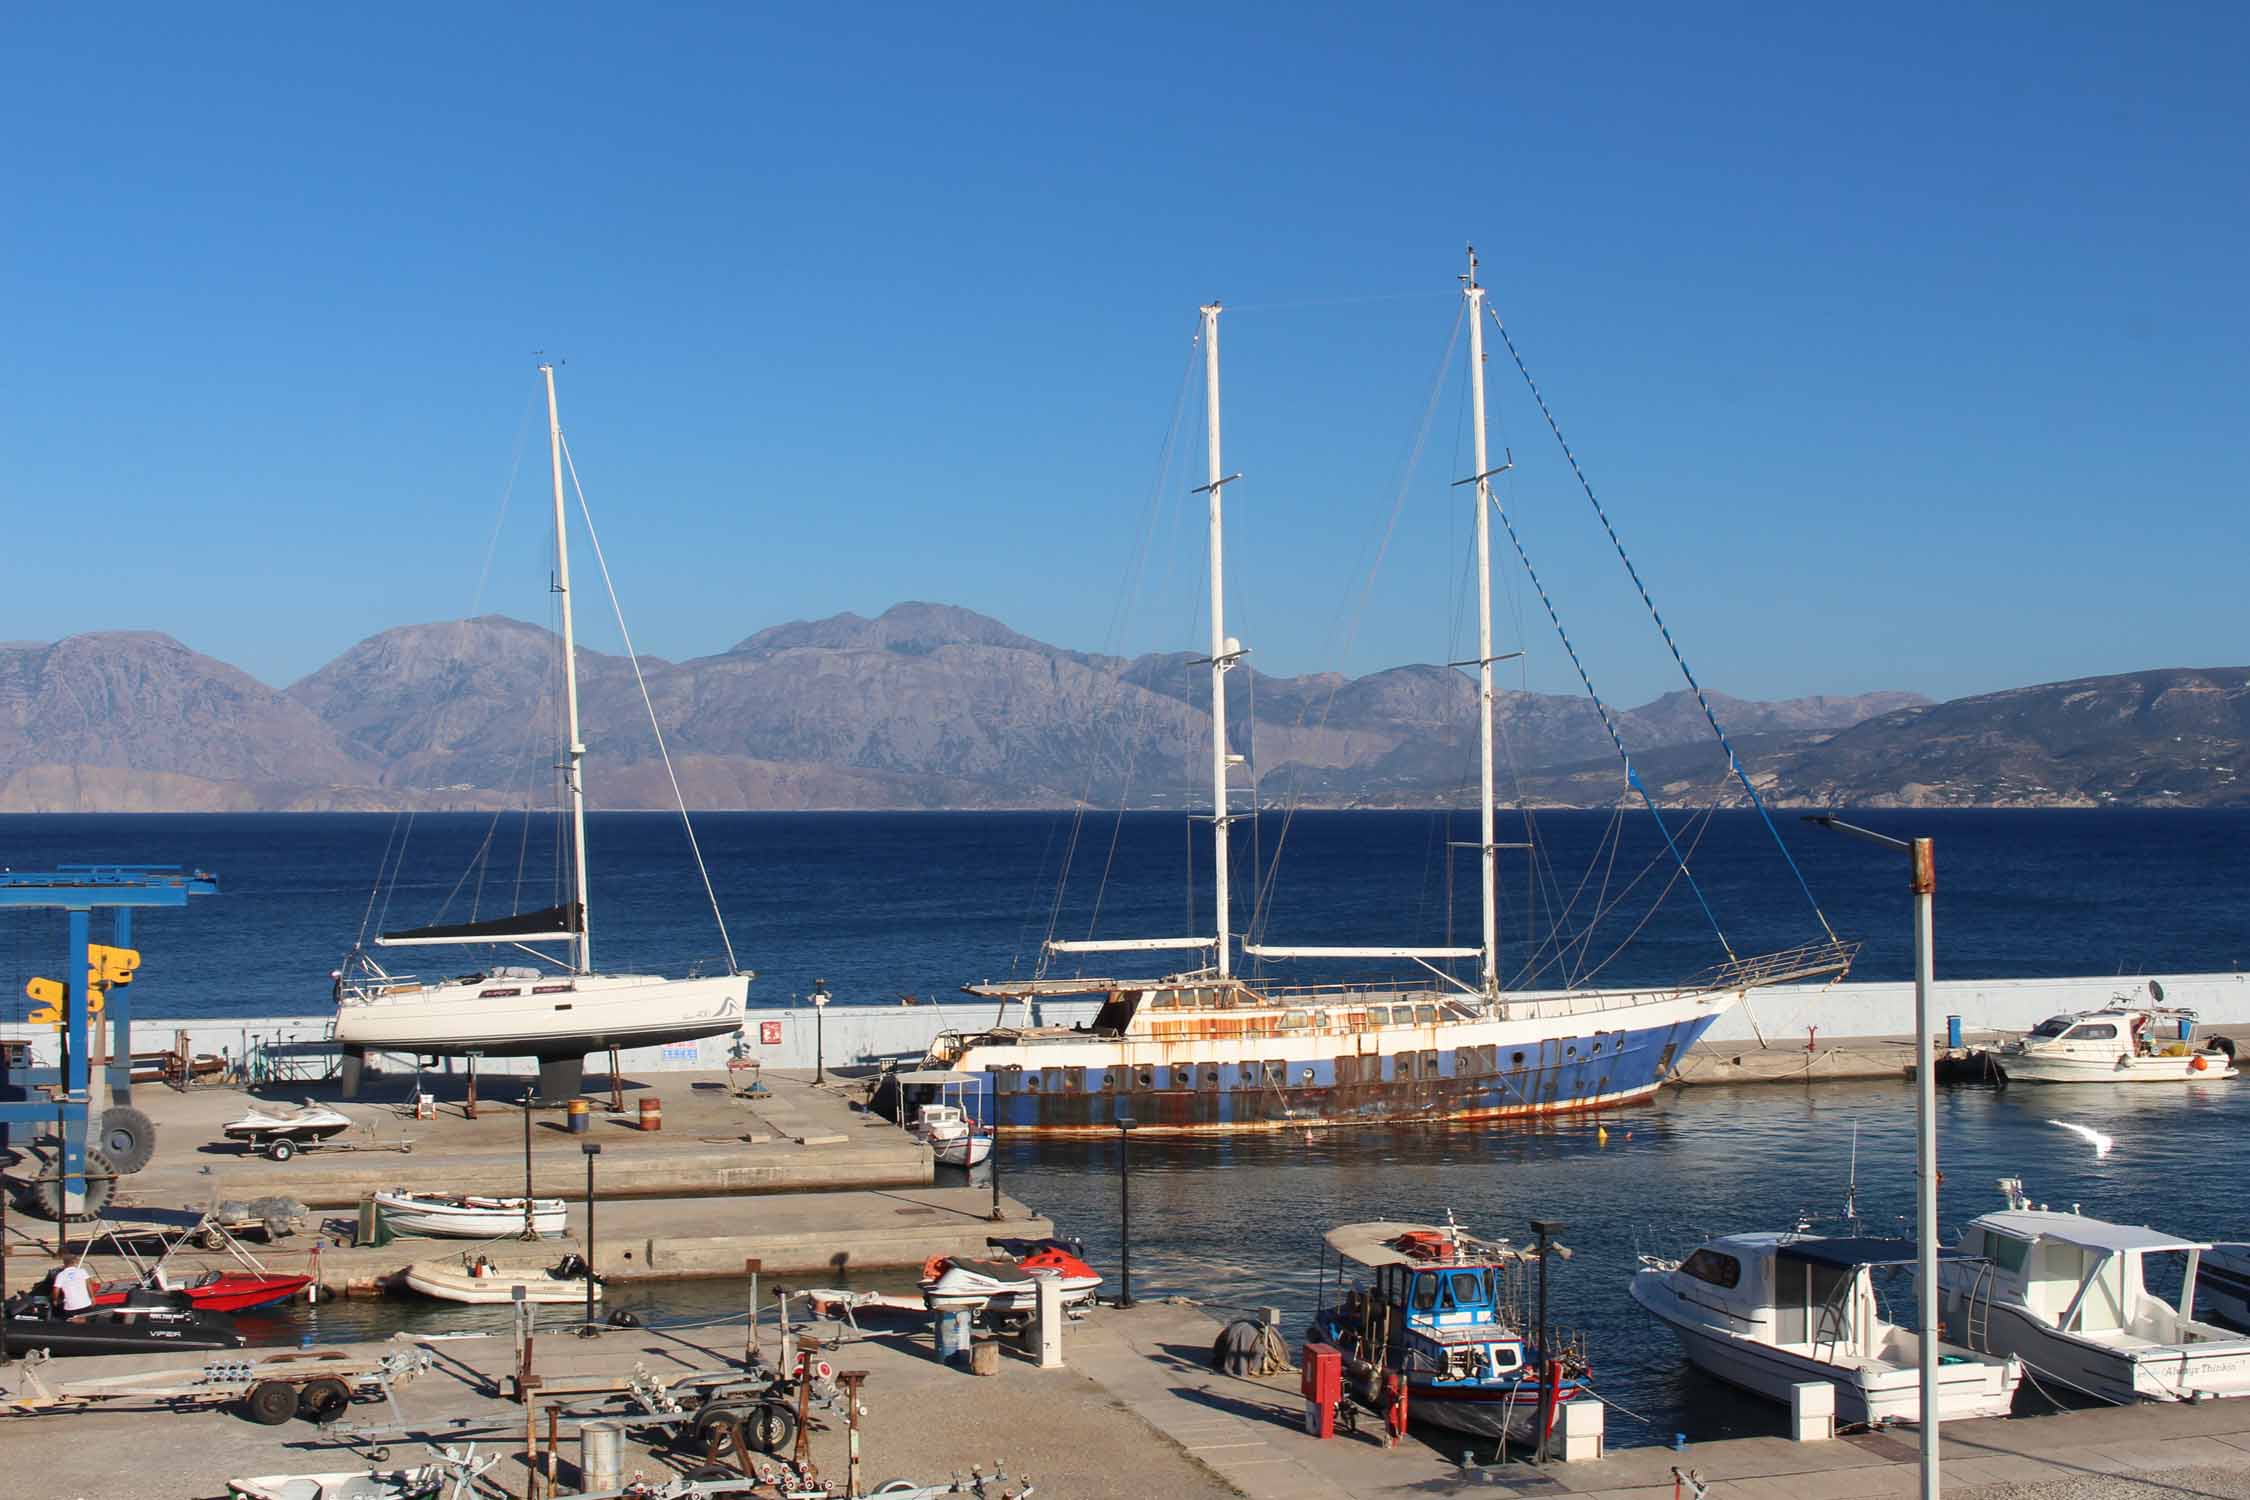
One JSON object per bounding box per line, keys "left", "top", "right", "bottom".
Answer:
{"left": 2029, "top": 1016, "right": 2076, "bottom": 1038}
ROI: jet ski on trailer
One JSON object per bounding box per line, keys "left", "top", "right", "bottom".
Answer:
{"left": 221, "top": 1100, "right": 355, "bottom": 1160}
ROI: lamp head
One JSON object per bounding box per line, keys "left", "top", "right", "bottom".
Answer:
{"left": 582, "top": 1142, "right": 602, "bottom": 1158}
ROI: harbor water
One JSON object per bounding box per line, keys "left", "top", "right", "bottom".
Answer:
{"left": 6, "top": 810, "right": 2250, "bottom": 1443}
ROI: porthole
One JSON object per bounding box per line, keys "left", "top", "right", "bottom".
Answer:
{"left": 1302, "top": 1068, "right": 1315, "bottom": 1083}
{"left": 1135, "top": 1067, "right": 1155, "bottom": 1089}
{"left": 1591, "top": 1041, "right": 1603, "bottom": 1056}
{"left": 1512, "top": 1052, "right": 1526, "bottom": 1068}
{"left": 1565, "top": 1045, "right": 1578, "bottom": 1059}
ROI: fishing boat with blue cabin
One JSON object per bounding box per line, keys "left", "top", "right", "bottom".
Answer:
{"left": 1309, "top": 1217, "right": 1584, "bottom": 1444}
{"left": 920, "top": 256, "right": 1854, "bottom": 1134}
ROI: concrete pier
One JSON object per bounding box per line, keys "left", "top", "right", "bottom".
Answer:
{"left": 3, "top": 1069, "right": 1055, "bottom": 1294}
{"left": 1673, "top": 1030, "right": 2014, "bottom": 1086}
{"left": 8, "top": 1295, "right": 2250, "bottom": 1500}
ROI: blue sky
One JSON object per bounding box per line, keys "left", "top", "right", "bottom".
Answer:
{"left": 3, "top": 4, "right": 2243, "bottom": 707}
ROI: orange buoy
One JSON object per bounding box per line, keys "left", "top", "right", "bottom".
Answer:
{"left": 2191, "top": 1054, "right": 2209, "bottom": 1072}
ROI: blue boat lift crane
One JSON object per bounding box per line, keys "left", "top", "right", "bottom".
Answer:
{"left": 1, "top": 865, "right": 218, "bottom": 1218}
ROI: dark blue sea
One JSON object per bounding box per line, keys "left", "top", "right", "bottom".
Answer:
{"left": 6, "top": 810, "right": 2250, "bottom": 1446}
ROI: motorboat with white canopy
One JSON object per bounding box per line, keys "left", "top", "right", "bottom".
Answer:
{"left": 1993, "top": 990, "right": 2237, "bottom": 1084}
{"left": 1937, "top": 1180, "right": 2250, "bottom": 1403}
{"left": 1632, "top": 1232, "right": 2021, "bottom": 1424}
{"left": 888, "top": 1069, "right": 994, "bottom": 1168}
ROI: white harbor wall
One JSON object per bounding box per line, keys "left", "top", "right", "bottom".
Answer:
{"left": 1701, "top": 970, "right": 2250, "bottom": 1044}
{"left": 7, "top": 972, "right": 2245, "bottom": 1079}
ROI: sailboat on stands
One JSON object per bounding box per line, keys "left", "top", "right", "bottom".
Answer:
{"left": 332, "top": 364, "right": 749, "bottom": 1101}
{"left": 928, "top": 260, "right": 1855, "bottom": 1134}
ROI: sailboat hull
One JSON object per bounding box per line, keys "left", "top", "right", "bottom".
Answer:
{"left": 945, "top": 988, "right": 1731, "bottom": 1135}
{"left": 336, "top": 972, "right": 746, "bottom": 1059}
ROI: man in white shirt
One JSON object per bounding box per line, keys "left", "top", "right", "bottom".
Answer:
{"left": 52, "top": 1256, "right": 96, "bottom": 1313}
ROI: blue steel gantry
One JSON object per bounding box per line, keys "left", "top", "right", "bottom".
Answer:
{"left": 1, "top": 865, "right": 218, "bottom": 1214}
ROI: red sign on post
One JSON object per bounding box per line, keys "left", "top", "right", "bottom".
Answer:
{"left": 759, "top": 1020, "right": 783, "bottom": 1046}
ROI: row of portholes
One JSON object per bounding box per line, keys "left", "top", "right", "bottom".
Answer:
{"left": 999, "top": 1037, "right": 1617, "bottom": 1093}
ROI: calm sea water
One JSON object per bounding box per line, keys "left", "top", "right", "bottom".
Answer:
{"left": 7, "top": 810, "right": 2249, "bottom": 1444}
{"left": 2, "top": 809, "right": 2246, "bottom": 1017}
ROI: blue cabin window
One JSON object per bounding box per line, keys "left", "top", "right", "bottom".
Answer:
{"left": 1411, "top": 1273, "right": 1439, "bottom": 1311}
{"left": 1447, "top": 1271, "right": 1485, "bottom": 1306}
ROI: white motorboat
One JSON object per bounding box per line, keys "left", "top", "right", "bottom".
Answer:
{"left": 2207, "top": 1246, "right": 2250, "bottom": 1331}
{"left": 221, "top": 1100, "right": 354, "bottom": 1160}
{"left": 402, "top": 1253, "right": 600, "bottom": 1306}
{"left": 913, "top": 1104, "right": 992, "bottom": 1169}
{"left": 332, "top": 363, "right": 750, "bottom": 1103}
{"left": 1631, "top": 1232, "right": 2021, "bottom": 1425}
{"left": 1993, "top": 995, "right": 2237, "bottom": 1084}
{"left": 1937, "top": 1179, "right": 2250, "bottom": 1403}
{"left": 374, "top": 1190, "right": 566, "bottom": 1239}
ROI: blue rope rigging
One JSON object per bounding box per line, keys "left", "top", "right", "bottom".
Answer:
{"left": 1485, "top": 303, "right": 1839, "bottom": 945}
{"left": 1481, "top": 484, "right": 1734, "bottom": 957}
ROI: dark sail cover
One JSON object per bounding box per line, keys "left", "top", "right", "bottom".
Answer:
{"left": 376, "top": 903, "right": 581, "bottom": 947}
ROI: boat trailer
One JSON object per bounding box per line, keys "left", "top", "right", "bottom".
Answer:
{"left": 3, "top": 1342, "right": 433, "bottom": 1427}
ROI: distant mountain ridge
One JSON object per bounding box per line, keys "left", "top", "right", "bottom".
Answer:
{"left": 7, "top": 602, "right": 2225, "bottom": 812}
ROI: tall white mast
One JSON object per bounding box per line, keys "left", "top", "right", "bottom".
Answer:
{"left": 1200, "top": 302, "right": 1235, "bottom": 979}
{"left": 1464, "top": 253, "right": 1499, "bottom": 997}
{"left": 542, "top": 362, "right": 593, "bottom": 976}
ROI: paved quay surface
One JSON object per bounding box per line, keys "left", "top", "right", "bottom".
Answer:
{"left": 6, "top": 1071, "right": 1052, "bottom": 1289}
{"left": 80, "top": 1068, "right": 930, "bottom": 1210}
{"left": 4, "top": 1293, "right": 2249, "bottom": 1499}
{"left": 1675, "top": 1031, "right": 2012, "bottom": 1086}
{"left": 0, "top": 1298, "right": 1235, "bottom": 1500}
{"left": 1078, "top": 1301, "right": 2250, "bottom": 1500}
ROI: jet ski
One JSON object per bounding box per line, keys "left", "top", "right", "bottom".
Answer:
{"left": 4, "top": 1292, "right": 248, "bottom": 1356}
{"left": 221, "top": 1100, "right": 354, "bottom": 1160}
{"left": 919, "top": 1243, "right": 1102, "bottom": 1313}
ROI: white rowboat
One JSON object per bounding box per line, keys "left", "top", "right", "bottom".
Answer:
{"left": 374, "top": 1190, "right": 566, "bottom": 1239}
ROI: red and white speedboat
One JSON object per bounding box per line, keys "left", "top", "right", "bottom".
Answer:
{"left": 94, "top": 1268, "right": 312, "bottom": 1315}
{"left": 920, "top": 1240, "right": 1101, "bottom": 1313}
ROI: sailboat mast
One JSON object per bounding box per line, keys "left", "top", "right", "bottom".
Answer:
{"left": 541, "top": 362, "right": 593, "bottom": 976}
{"left": 1201, "top": 302, "right": 1232, "bottom": 979}
{"left": 1464, "top": 252, "right": 1499, "bottom": 997}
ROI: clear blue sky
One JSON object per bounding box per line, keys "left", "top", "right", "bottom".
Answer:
{"left": 4, "top": 4, "right": 2243, "bottom": 707}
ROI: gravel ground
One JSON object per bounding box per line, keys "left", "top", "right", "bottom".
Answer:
{"left": 1959, "top": 1465, "right": 2250, "bottom": 1500}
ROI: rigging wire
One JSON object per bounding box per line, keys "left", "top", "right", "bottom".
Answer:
{"left": 1484, "top": 301, "right": 1837, "bottom": 945}
{"left": 1246, "top": 301, "right": 1466, "bottom": 948}
{"left": 557, "top": 433, "right": 740, "bottom": 976}
{"left": 1045, "top": 316, "right": 1203, "bottom": 966}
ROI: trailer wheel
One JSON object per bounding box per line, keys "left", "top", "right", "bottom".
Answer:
{"left": 244, "top": 1379, "right": 300, "bottom": 1426}
{"left": 267, "top": 1139, "right": 295, "bottom": 1162}
{"left": 689, "top": 1402, "right": 755, "bottom": 1455}
{"left": 297, "top": 1377, "right": 352, "bottom": 1424}
{"left": 748, "top": 1399, "right": 798, "bottom": 1454}
{"left": 100, "top": 1105, "right": 157, "bottom": 1174}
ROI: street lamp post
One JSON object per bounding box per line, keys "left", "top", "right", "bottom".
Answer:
{"left": 811, "top": 979, "right": 830, "bottom": 1086}
{"left": 1530, "top": 1218, "right": 1566, "bottom": 1464}
{"left": 1804, "top": 815, "right": 1939, "bottom": 1500}
{"left": 579, "top": 1142, "right": 602, "bottom": 1338}
{"left": 1116, "top": 1117, "right": 1137, "bottom": 1309}
{"left": 521, "top": 1088, "right": 540, "bottom": 1242}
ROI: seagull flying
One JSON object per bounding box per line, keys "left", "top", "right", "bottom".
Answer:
{"left": 2047, "top": 1119, "right": 2115, "bottom": 1159}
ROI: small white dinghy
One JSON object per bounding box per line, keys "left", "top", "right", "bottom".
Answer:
{"left": 374, "top": 1189, "right": 566, "bottom": 1238}
{"left": 911, "top": 1103, "right": 993, "bottom": 1169}
{"left": 402, "top": 1253, "right": 599, "bottom": 1306}
{"left": 228, "top": 1445, "right": 497, "bottom": 1499}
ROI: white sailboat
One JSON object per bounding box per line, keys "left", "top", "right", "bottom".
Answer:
{"left": 333, "top": 364, "right": 749, "bottom": 1100}
{"left": 936, "top": 260, "right": 1853, "bottom": 1133}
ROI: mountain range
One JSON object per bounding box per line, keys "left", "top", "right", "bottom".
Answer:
{"left": 1, "top": 603, "right": 2241, "bottom": 811}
